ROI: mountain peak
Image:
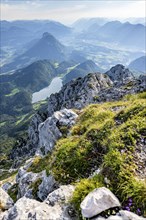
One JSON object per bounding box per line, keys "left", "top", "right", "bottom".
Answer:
{"left": 42, "top": 32, "right": 55, "bottom": 41}
{"left": 105, "top": 64, "right": 134, "bottom": 83}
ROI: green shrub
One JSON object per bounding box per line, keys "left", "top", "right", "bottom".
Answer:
{"left": 71, "top": 175, "right": 104, "bottom": 218}
{"left": 28, "top": 154, "right": 50, "bottom": 175}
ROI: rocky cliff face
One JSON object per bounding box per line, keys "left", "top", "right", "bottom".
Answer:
{"left": 47, "top": 64, "right": 145, "bottom": 116}
{"left": 48, "top": 72, "right": 113, "bottom": 115}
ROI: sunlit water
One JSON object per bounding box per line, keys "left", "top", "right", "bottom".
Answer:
{"left": 32, "top": 77, "right": 63, "bottom": 103}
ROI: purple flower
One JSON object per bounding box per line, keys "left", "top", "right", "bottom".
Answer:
{"left": 137, "top": 208, "right": 141, "bottom": 214}
{"left": 128, "top": 198, "right": 133, "bottom": 203}
{"left": 125, "top": 206, "right": 130, "bottom": 211}
{"left": 128, "top": 202, "right": 132, "bottom": 207}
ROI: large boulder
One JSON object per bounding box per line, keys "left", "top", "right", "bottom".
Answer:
{"left": 80, "top": 187, "right": 121, "bottom": 218}
{"left": 37, "top": 108, "right": 78, "bottom": 155}
{"left": 0, "top": 187, "right": 14, "bottom": 211}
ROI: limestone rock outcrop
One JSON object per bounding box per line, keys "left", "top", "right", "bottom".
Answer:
{"left": 105, "top": 64, "right": 135, "bottom": 84}
{"left": 81, "top": 187, "right": 121, "bottom": 218}
{"left": 2, "top": 185, "right": 77, "bottom": 220}
{"left": 48, "top": 73, "right": 113, "bottom": 115}
{"left": 0, "top": 187, "right": 14, "bottom": 211}
{"left": 37, "top": 108, "right": 78, "bottom": 154}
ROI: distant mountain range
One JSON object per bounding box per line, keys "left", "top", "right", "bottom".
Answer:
{"left": 0, "top": 20, "right": 72, "bottom": 47}
{"left": 72, "top": 17, "right": 146, "bottom": 31}
{"left": 77, "top": 20, "right": 146, "bottom": 50}
{"left": 129, "top": 56, "right": 146, "bottom": 73}
{"left": 72, "top": 17, "right": 108, "bottom": 31}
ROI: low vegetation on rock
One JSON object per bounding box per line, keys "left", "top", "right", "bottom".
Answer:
{"left": 27, "top": 92, "right": 146, "bottom": 217}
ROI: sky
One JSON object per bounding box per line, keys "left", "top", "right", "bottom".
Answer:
{"left": 0, "top": 0, "right": 146, "bottom": 24}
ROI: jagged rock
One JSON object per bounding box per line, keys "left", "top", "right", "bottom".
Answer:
{"left": 81, "top": 187, "right": 121, "bottom": 218}
{"left": 47, "top": 73, "right": 113, "bottom": 115}
{"left": 139, "top": 74, "right": 146, "bottom": 88}
{"left": 105, "top": 64, "right": 135, "bottom": 84}
{"left": 119, "top": 210, "right": 146, "bottom": 220}
{"left": 37, "top": 108, "right": 78, "bottom": 154}
{"left": 27, "top": 204, "right": 64, "bottom": 220}
{"left": 28, "top": 113, "right": 44, "bottom": 147}
{"left": 1, "top": 182, "right": 12, "bottom": 192}
{"left": 0, "top": 187, "right": 14, "bottom": 211}
{"left": 44, "top": 185, "right": 77, "bottom": 219}
{"left": 45, "top": 185, "right": 75, "bottom": 206}
{"left": 16, "top": 158, "right": 35, "bottom": 182}
{"left": 2, "top": 197, "right": 42, "bottom": 220}
{"left": 2, "top": 191, "right": 77, "bottom": 220}
{"left": 17, "top": 171, "right": 43, "bottom": 199}
{"left": 16, "top": 160, "right": 57, "bottom": 201}
{"left": 37, "top": 174, "right": 57, "bottom": 201}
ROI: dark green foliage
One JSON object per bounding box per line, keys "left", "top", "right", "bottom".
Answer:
{"left": 30, "top": 178, "right": 42, "bottom": 199}
{"left": 7, "top": 183, "right": 19, "bottom": 202}
{"left": 12, "top": 60, "right": 57, "bottom": 92}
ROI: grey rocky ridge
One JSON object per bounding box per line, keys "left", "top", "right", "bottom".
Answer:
{"left": 0, "top": 64, "right": 146, "bottom": 219}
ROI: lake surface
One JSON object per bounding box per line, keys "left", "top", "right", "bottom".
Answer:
{"left": 32, "top": 77, "right": 63, "bottom": 103}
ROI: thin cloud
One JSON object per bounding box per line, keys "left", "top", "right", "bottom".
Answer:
{"left": 0, "top": 1, "right": 145, "bottom": 23}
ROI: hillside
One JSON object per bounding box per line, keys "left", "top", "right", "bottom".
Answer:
{"left": 63, "top": 60, "right": 103, "bottom": 84}
{"left": 129, "top": 56, "right": 146, "bottom": 73}
{"left": 0, "top": 60, "right": 57, "bottom": 92}
{"left": 1, "top": 92, "right": 146, "bottom": 219}
{"left": 0, "top": 65, "right": 146, "bottom": 220}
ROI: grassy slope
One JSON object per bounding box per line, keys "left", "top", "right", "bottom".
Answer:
{"left": 28, "top": 92, "right": 146, "bottom": 216}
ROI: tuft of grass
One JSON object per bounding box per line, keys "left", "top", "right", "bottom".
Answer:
{"left": 27, "top": 154, "right": 50, "bottom": 175}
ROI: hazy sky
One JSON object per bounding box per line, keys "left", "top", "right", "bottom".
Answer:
{"left": 1, "top": 0, "right": 145, "bottom": 24}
